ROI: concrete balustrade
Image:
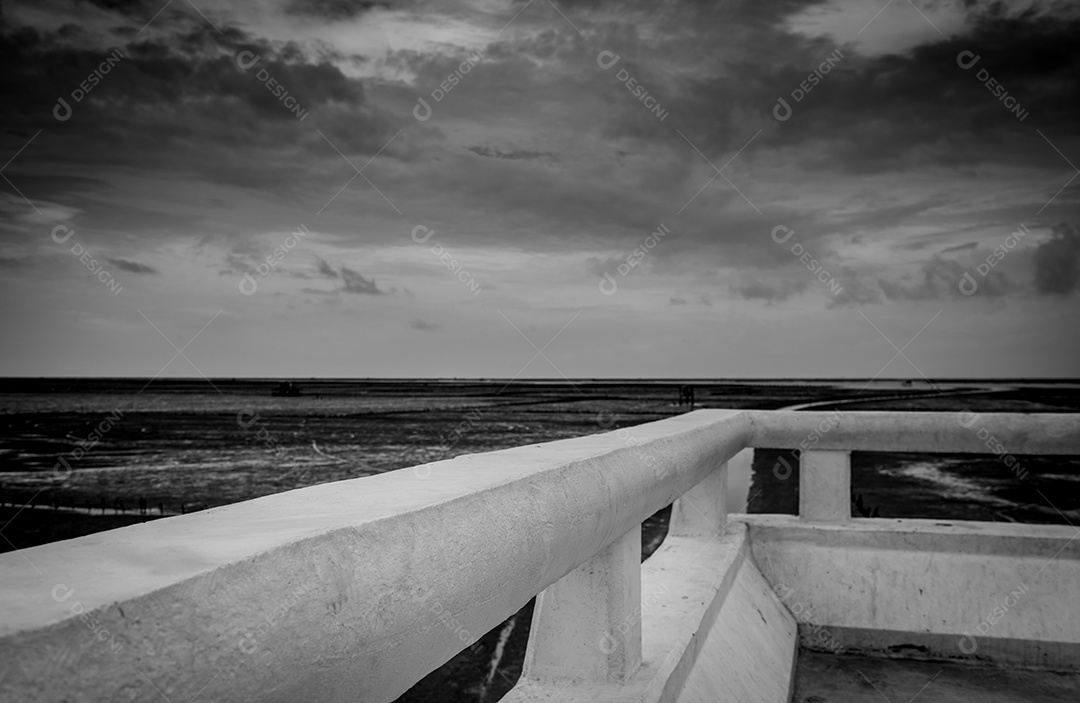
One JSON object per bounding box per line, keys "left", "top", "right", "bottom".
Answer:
{"left": 0, "top": 410, "right": 751, "bottom": 703}
{"left": 1, "top": 408, "right": 1078, "bottom": 702}
{"left": 747, "top": 410, "right": 1079, "bottom": 454}
{"left": 799, "top": 451, "right": 850, "bottom": 522}
{"left": 669, "top": 459, "right": 729, "bottom": 537}
{"left": 742, "top": 516, "right": 1080, "bottom": 668}
{"left": 522, "top": 525, "right": 643, "bottom": 684}
{"left": 747, "top": 410, "right": 1078, "bottom": 524}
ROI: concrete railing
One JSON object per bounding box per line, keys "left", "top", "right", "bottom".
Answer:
{"left": 1, "top": 409, "right": 1077, "bottom": 702}
{"left": 742, "top": 410, "right": 1080, "bottom": 670}
{"left": 747, "top": 410, "right": 1080, "bottom": 522}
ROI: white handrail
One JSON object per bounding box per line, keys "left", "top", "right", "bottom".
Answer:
{"left": 0, "top": 410, "right": 750, "bottom": 703}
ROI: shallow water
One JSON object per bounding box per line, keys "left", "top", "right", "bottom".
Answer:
{"left": 2, "top": 379, "right": 1077, "bottom": 525}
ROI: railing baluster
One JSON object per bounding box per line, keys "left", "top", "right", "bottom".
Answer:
{"left": 800, "top": 450, "right": 851, "bottom": 521}
{"left": 521, "top": 524, "right": 642, "bottom": 684}
{"left": 671, "top": 460, "right": 728, "bottom": 537}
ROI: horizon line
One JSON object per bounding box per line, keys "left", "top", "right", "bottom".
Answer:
{"left": 2, "top": 376, "right": 1078, "bottom": 382}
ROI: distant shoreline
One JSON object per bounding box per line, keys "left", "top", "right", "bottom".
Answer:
{"left": 2, "top": 376, "right": 1079, "bottom": 383}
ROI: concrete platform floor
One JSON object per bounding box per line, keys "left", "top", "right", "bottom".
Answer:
{"left": 792, "top": 650, "right": 1080, "bottom": 703}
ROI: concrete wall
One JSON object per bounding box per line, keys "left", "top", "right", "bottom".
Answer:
{"left": 671, "top": 547, "right": 797, "bottom": 703}
{"left": 741, "top": 515, "right": 1080, "bottom": 670}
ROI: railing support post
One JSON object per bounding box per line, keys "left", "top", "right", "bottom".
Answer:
{"left": 800, "top": 450, "right": 851, "bottom": 521}
{"left": 671, "top": 461, "right": 728, "bottom": 537}
{"left": 522, "top": 525, "right": 642, "bottom": 684}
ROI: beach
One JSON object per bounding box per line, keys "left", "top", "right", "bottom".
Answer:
{"left": 2, "top": 378, "right": 1077, "bottom": 539}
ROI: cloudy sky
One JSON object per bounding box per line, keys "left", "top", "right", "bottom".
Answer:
{"left": 0, "top": 0, "right": 1078, "bottom": 378}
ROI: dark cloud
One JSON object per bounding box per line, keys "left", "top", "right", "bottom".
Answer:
{"left": 315, "top": 258, "right": 339, "bottom": 278}
{"left": 340, "top": 265, "right": 381, "bottom": 294}
{"left": 941, "top": 242, "right": 979, "bottom": 253}
{"left": 103, "top": 32, "right": 368, "bottom": 120}
{"left": 219, "top": 253, "right": 249, "bottom": 277}
{"left": 668, "top": 296, "right": 687, "bottom": 305}
{"left": 732, "top": 278, "right": 808, "bottom": 303}
{"left": 466, "top": 146, "right": 552, "bottom": 161}
{"left": 828, "top": 269, "right": 883, "bottom": 308}
{"left": 1032, "top": 222, "right": 1080, "bottom": 295}
{"left": 0, "top": 21, "right": 391, "bottom": 201}
{"left": 585, "top": 255, "right": 625, "bottom": 277}
{"left": 82, "top": 0, "right": 151, "bottom": 16}
{"left": 68, "top": 198, "right": 205, "bottom": 236}
{"left": 410, "top": 318, "right": 440, "bottom": 331}
{"left": 284, "top": 0, "right": 391, "bottom": 21}
{"left": 878, "top": 256, "right": 1008, "bottom": 301}
{"left": 107, "top": 258, "right": 158, "bottom": 274}
{"left": 2, "top": 0, "right": 1077, "bottom": 316}
{"left": 660, "top": 4, "right": 1080, "bottom": 175}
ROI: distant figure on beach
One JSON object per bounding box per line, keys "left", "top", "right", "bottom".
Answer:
{"left": 113, "top": 498, "right": 125, "bottom": 515}
{"left": 272, "top": 381, "right": 302, "bottom": 397}
{"left": 678, "top": 385, "right": 695, "bottom": 409}
{"left": 98, "top": 497, "right": 108, "bottom": 515}
{"left": 159, "top": 501, "right": 165, "bottom": 515}
{"left": 139, "top": 496, "right": 147, "bottom": 515}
